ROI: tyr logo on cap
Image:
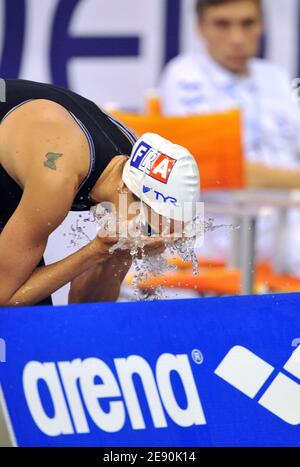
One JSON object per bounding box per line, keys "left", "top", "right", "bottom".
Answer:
{"left": 131, "top": 141, "right": 176, "bottom": 184}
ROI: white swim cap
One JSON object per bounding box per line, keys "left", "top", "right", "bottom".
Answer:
{"left": 122, "top": 133, "right": 200, "bottom": 221}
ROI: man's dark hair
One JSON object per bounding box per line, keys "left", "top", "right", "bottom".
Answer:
{"left": 195, "top": 0, "right": 262, "bottom": 19}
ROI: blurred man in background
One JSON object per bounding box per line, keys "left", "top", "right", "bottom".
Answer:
{"left": 160, "top": 0, "right": 300, "bottom": 274}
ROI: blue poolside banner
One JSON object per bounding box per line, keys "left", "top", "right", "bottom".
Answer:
{"left": 0, "top": 294, "right": 300, "bottom": 447}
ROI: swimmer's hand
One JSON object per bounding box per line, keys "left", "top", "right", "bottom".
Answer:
{"left": 95, "top": 212, "right": 177, "bottom": 257}
{"left": 137, "top": 236, "right": 166, "bottom": 258}
{"left": 99, "top": 234, "right": 166, "bottom": 257}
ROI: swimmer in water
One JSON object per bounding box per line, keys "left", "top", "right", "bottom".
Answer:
{"left": 0, "top": 79, "right": 200, "bottom": 306}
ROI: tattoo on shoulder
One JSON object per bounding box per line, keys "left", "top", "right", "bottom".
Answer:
{"left": 43, "top": 152, "right": 63, "bottom": 170}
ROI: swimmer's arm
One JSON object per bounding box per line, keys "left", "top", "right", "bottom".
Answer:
{"left": 246, "top": 162, "right": 300, "bottom": 189}
{"left": 0, "top": 104, "right": 109, "bottom": 306}
{"left": 68, "top": 252, "right": 132, "bottom": 303}
{"left": 68, "top": 239, "right": 166, "bottom": 304}
{"left": 0, "top": 170, "right": 110, "bottom": 306}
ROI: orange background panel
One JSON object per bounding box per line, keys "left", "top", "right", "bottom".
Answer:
{"left": 112, "top": 110, "right": 245, "bottom": 190}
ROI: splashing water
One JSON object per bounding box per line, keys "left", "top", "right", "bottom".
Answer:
{"left": 65, "top": 212, "right": 95, "bottom": 249}
{"left": 65, "top": 205, "right": 239, "bottom": 301}
{"left": 90, "top": 206, "right": 229, "bottom": 300}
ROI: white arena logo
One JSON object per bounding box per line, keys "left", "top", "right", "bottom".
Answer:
{"left": 22, "top": 346, "right": 300, "bottom": 437}
{"left": 22, "top": 353, "right": 206, "bottom": 436}
{"left": 215, "top": 345, "right": 300, "bottom": 426}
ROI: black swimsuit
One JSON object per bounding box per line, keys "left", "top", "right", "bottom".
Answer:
{"left": 0, "top": 79, "right": 137, "bottom": 305}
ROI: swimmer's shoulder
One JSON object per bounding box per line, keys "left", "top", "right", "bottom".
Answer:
{"left": 0, "top": 99, "right": 80, "bottom": 132}
{"left": 0, "top": 99, "right": 90, "bottom": 187}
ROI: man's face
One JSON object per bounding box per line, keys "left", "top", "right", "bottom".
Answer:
{"left": 199, "top": 0, "right": 263, "bottom": 74}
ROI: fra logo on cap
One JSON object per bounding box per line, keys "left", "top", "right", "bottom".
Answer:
{"left": 131, "top": 141, "right": 176, "bottom": 184}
